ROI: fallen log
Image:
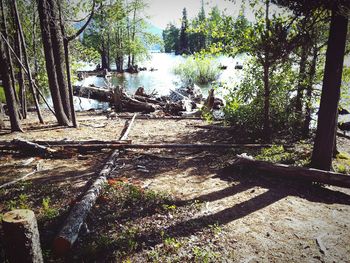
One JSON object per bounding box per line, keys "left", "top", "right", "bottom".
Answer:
{"left": 74, "top": 85, "right": 156, "bottom": 113}
{"left": 121, "top": 93, "right": 156, "bottom": 113}
{"left": 12, "top": 139, "right": 57, "bottom": 157}
{"left": 227, "top": 154, "right": 350, "bottom": 189}
{"left": 53, "top": 113, "right": 137, "bottom": 255}
{"left": 0, "top": 139, "right": 131, "bottom": 146}
{"left": 1, "top": 142, "right": 292, "bottom": 151}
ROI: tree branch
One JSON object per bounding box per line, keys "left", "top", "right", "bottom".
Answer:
{"left": 66, "top": 0, "right": 96, "bottom": 42}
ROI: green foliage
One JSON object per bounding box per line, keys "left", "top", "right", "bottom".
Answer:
{"left": 163, "top": 23, "right": 180, "bottom": 53}
{"left": 81, "top": 0, "right": 160, "bottom": 69}
{"left": 173, "top": 55, "right": 220, "bottom": 85}
{"left": 0, "top": 87, "right": 5, "bottom": 103}
{"left": 41, "top": 197, "right": 59, "bottom": 219}
{"left": 224, "top": 57, "right": 299, "bottom": 135}
{"left": 5, "top": 194, "right": 30, "bottom": 210}
{"left": 256, "top": 145, "right": 294, "bottom": 163}
{"left": 192, "top": 246, "right": 220, "bottom": 263}
{"left": 341, "top": 66, "right": 350, "bottom": 109}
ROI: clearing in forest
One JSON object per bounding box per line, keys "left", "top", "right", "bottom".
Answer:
{"left": 0, "top": 111, "right": 350, "bottom": 262}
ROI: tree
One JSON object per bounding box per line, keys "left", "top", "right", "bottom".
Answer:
{"left": 37, "top": 0, "right": 70, "bottom": 126}
{"left": 179, "top": 8, "right": 189, "bottom": 54}
{"left": 163, "top": 23, "right": 179, "bottom": 53}
{"left": 273, "top": 0, "right": 350, "bottom": 170}
{"left": 0, "top": 0, "right": 22, "bottom": 132}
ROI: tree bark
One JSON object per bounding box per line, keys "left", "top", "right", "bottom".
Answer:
{"left": 13, "top": 0, "right": 44, "bottom": 124}
{"left": 2, "top": 210, "right": 43, "bottom": 263}
{"left": 47, "top": 0, "right": 71, "bottom": 120}
{"left": 295, "top": 43, "right": 309, "bottom": 117}
{"left": 302, "top": 45, "right": 318, "bottom": 138}
{"left": 311, "top": 8, "right": 348, "bottom": 170}
{"left": 0, "top": 0, "right": 19, "bottom": 106}
{"left": 262, "top": 0, "right": 271, "bottom": 141}
{"left": 13, "top": 29, "right": 26, "bottom": 119}
{"left": 0, "top": 38, "right": 22, "bottom": 132}
{"left": 228, "top": 155, "right": 350, "bottom": 189}
{"left": 37, "top": 0, "right": 69, "bottom": 126}
{"left": 53, "top": 114, "right": 137, "bottom": 255}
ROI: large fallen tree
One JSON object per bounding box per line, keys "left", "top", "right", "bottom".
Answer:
{"left": 226, "top": 154, "right": 350, "bottom": 189}
{"left": 73, "top": 83, "right": 223, "bottom": 116}
{"left": 0, "top": 140, "right": 292, "bottom": 152}
{"left": 53, "top": 114, "right": 137, "bottom": 255}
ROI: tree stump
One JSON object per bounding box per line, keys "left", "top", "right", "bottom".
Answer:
{"left": 2, "top": 209, "right": 43, "bottom": 263}
{"left": 113, "top": 85, "right": 123, "bottom": 112}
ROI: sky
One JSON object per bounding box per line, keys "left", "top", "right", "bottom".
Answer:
{"left": 147, "top": 0, "right": 244, "bottom": 29}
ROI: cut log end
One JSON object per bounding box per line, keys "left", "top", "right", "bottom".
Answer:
{"left": 3, "top": 209, "right": 35, "bottom": 223}
{"left": 53, "top": 236, "right": 72, "bottom": 256}
{"left": 2, "top": 209, "right": 43, "bottom": 263}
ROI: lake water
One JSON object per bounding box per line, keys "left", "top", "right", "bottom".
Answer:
{"left": 74, "top": 52, "right": 350, "bottom": 126}
{"left": 74, "top": 52, "right": 245, "bottom": 110}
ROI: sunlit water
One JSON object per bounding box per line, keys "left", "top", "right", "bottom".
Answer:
{"left": 74, "top": 53, "right": 245, "bottom": 111}
{"left": 70, "top": 53, "right": 350, "bottom": 130}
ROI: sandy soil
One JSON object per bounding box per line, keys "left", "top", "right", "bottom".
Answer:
{"left": 0, "top": 111, "right": 350, "bottom": 262}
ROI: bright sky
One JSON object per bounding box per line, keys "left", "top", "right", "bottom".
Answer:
{"left": 147, "top": 0, "right": 244, "bottom": 29}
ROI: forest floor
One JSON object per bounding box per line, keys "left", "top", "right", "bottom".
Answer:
{"left": 0, "top": 110, "right": 350, "bottom": 262}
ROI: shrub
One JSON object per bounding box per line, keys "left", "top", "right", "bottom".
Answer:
{"left": 173, "top": 55, "right": 220, "bottom": 85}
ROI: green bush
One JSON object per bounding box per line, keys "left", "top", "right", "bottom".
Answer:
{"left": 223, "top": 57, "right": 300, "bottom": 137}
{"left": 173, "top": 55, "right": 220, "bottom": 85}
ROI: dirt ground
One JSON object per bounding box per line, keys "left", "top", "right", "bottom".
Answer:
{"left": 0, "top": 111, "right": 350, "bottom": 262}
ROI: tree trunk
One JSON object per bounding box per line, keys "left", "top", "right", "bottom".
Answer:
{"left": 58, "top": 2, "right": 78, "bottom": 128}
{"left": 13, "top": 0, "right": 44, "bottom": 124}
{"left": 2, "top": 210, "right": 43, "bottom": 263}
{"left": 37, "top": 0, "right": 69, "bottom": 126}
{"left": 262, "top": 0, "right": 270, "bottom": 141}
{"left": 295, "top": 44, "right": 309, "bottom": 117}
{"left": 0, "top": 38, "right": 22, "bottom": 132}
{"left": 311, "top": 8, "right": 348, "bottom": 170}
{"left": 302, "top": 45, "right": 318, "bottom": 138}
{"left": 0, "top": 0, "right": 19, "bottom": 106}
{"left": 53, "top": 114, "right": 137, "bottom": 256}
{"left": 263, "top": 64, "right": 270, "bottom": 141}
{"left": 47, "top": 0, "right": 71, "bottom": 120}
{"left": 13, "top": 29, "right": 26, "bottom": 119}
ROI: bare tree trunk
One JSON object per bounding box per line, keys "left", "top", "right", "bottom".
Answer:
{"left": 295, "top": 44, "right": 309, "bottom": 117}
{"left": 13, "top": 0, "right": 44, "bottom": 124}
{"left": 0, "top": 0, "right": 19, "bottom": 106}
{"left": 311, "top": 8, "right": 348, "bottom": 170}
{"left": 37, "top": 0, "right": 69, "bottom": 126}
{"left": 262, "top": 0, "right": 271, "bottom": 141}
{"left": 59, "top": 14, "right": 78, "bottom": 127}
{"left": 0, "top": 38, "right": 22, "bottom": 132}
{"left": 13, "top": 29, "right": 26, "bottom": 119}
{"left": 302, "top": 45, "right": 318, "bottom": 138}
{"left": 47, "top": 0, "right": 71, "bottom": 120}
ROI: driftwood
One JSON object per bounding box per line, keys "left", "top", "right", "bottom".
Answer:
{"left": 53, "top": 113, "right": 137, "bottom": 255}
{"left": 228, "top": 155, "right": 350, "bottom": 189}
{"left": 2, "top": 209, "right": 43, "bottom": 263}
{"left": 74, "top": 85, "right": 155, "bottom": 113}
